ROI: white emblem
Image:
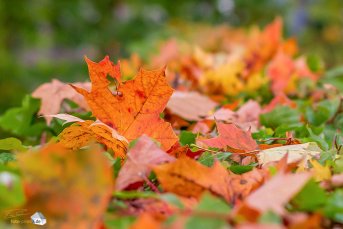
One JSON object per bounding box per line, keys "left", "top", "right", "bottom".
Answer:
{"left": 31, "top": 212, "right": 46, "bottom": 225}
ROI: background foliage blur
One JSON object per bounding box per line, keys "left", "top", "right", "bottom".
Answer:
{"left": 1, "top": 0, "right": 342, "bottom": 111}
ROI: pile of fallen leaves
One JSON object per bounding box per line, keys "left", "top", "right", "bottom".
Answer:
{"left": 1, "top": 18, "right": 343, "bottom": 229}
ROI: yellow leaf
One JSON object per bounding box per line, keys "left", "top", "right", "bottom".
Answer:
{"left": 59, "top": 120, "right": 127, "bottom": 159}
{"left": 310, "top": 159, "right": 331, "bottom": 181}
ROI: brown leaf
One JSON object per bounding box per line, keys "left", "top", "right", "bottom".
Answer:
{"left": 153, "top": 156, "right": 232, "bottom": 202}
{"left": 230, "top": 169, "right": 268, "bottom": 201}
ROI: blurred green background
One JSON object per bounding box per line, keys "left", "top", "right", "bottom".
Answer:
{"left": 1, "top": 0, "right": 342, "bottom": 111}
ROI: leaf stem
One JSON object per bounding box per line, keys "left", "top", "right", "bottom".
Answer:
{"left": 139, "top": 173, "right": 161, "bottom": 194}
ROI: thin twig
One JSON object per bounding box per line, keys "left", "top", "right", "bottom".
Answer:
{"left": 139, "top": 172, "right": 160, "bottom": 194}
{"left": 191, "top": 144, "right": 259, "bottom": 161}
{"left": 190, "top": 144, "right": 219, "bottom": 154}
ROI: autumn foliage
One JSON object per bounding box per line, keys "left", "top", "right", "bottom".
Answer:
{"left": 1, "top": 18, "right": 343, "bottom": 229}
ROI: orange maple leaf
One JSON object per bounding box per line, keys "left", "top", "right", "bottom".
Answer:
{"left": 71, "top": 56, "right": 178, "bottom": 152}
{"left": 153, "top": 156, "right": 232, "bottom": 202}
{"left": 244, "top": 17, "right": 283, "bottom": 76}
{"left": 199, "top": 122, "right": 259, "bottom": 153}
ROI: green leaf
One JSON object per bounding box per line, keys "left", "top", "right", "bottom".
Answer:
{"left": 334, "top": 156, "right": 343, "bottom": 173}
{"left": 185, "top": 193, "right": 231, "bottom": 229}
{"left": 305, "top": 99, "right": 339, "bottom": 126}
{"left": 179, "top": 131, "right": 197, "bottom": 146}
{"left": 306, "top": 54, "right": 323, "bottom": 72}
{"left": 128, "top": 138, "right": 139, "bottom": 149}
{"left": 112, "top": 157, "right": 122, "bottom": 178}
{"left": 216, "top": 152, "right": 232, "bottom": 161}
{"left": 324, "top": 189, "right": 343, "bottom": 223}
{"left": 274, "top": 123, "right": 305, "bottom": 138}
{"left": 229, "top": 164, "right": 256, "bottom": 174}
{"left": 260, "top": 106, "right": 301, "bottom": 129}
{"left": 198, "top": 151, "right": 214, "bottom": 167}
{"left": 0, "top": 171, "right": 25, "bottom": 210}
{"left": 259, "top": 211, "right": 282, "bottom": 224}
{"left": 199, "top": 151, "right": 232, "bottom": 167}
{"left": 252, "top": 128, "right": 274, "bottom": 141}
{"left": 159, "top": 193, "right": 184, "bottom": 209}
{"left": 104, "top": 152, "right": 122, "bottom": 177}
{"left": 0, "top": 152, "right": 16, "bottom": 165}
{"left": 113, "top": 191, "right": 157, "bottom": 199}
{"left": 319, "top": 149, "right": 336, "bottom": 165}
{"left": 0, "top": 95, "right": 45, "bottom": 137}
{"left": 104, "top": 215, "right": 135, "bottom": 229}
{"left": 291, "top": 179, "right": 327, "bottom": 211}
{"left": 334, "top": 113, "right": 343, "bottom": 129}
{"left": 302, "top": 126, "right": 329, "bottom": 150}
{"left": 0, "top": 138, "right": 25, "bottom": 151}
{"left": 321, "top": 66, "right": 343, "bottom": 92}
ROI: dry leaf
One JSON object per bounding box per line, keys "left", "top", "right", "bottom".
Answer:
{"left": 229, "top": 169, "right": 268, "bottom": 201}
{"left": 153, "top": 156, "right": 232, "bottom": 201}
{"left": 59, "top": 120, "right": 127, "bottom": 158}
{"left": 45, "top": 113, "right": 85, "bottom": 125}
{"left": 244, "top": 172, "right": 311, "bottom": 215}
{"left": 257, "top": 142, "right": 321, "bottom": 166}
{"left": 167, "top": 91, "right": 217, "bottom": 121}
{"left": 199, "top": 122, "right": 259, "bottom": 153}
{"left": 32, "top": 79, "right": 90, "bottom": 124}
{"left": 72, "top": 56, "right": 177, "bottom": 151}
{"left": 207, "top": 100, "right": 261, "bottom": 132}
{"left": 115, "top": 135, "right": 175, "bottom": 190}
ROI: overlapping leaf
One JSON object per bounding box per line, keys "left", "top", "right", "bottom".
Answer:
{"left": 153, "top": 156, "right": 232, "bottom": 202}
{"left": 115, "top": 135, "right": 175, "bottom": 190}
{"left": 199, "top": 122, "right": 259, "bottom": 153}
